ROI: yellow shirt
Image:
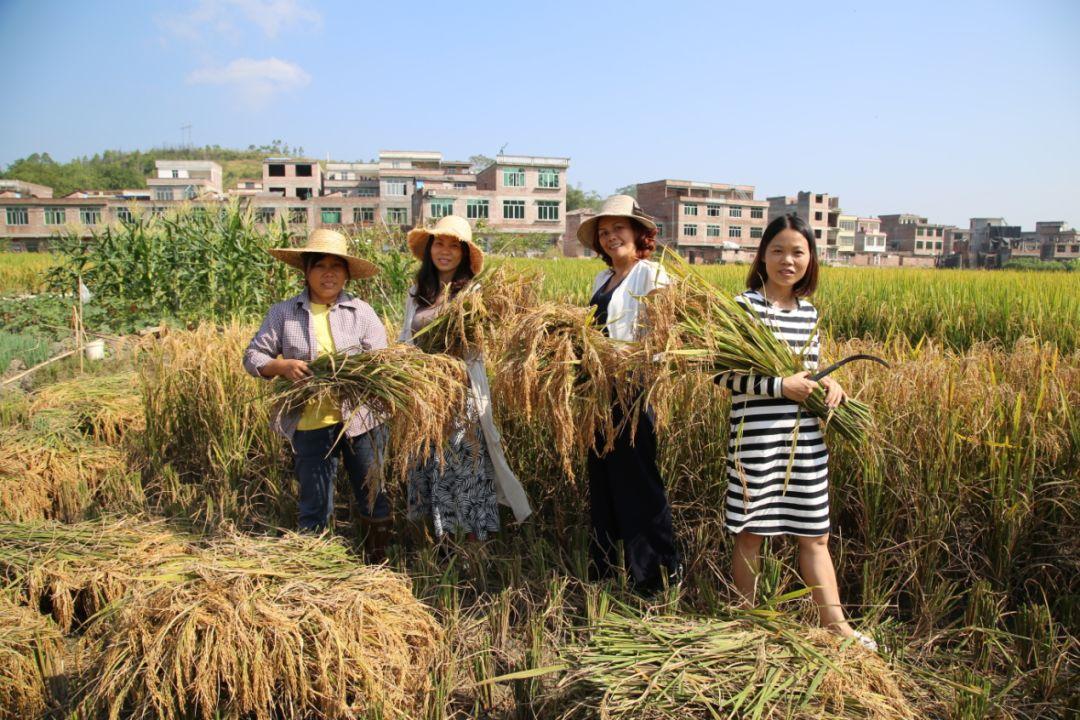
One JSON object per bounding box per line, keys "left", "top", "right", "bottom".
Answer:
{"left": 297, "top": 303, "right": 343, "bottom": 430}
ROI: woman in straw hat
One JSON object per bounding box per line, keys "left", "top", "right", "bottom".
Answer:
{"left": 577, "top": 195, "right": 681, "bottom": 594}
{"left": 243, "top": 228, "right": 393, "bottom": 555}
{"left": 401, "top": 215, "right": 532, "bottom": 544}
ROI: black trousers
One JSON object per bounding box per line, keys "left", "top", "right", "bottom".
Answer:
{"left": 587, "top": 405, "right": 679, "bottom": 592}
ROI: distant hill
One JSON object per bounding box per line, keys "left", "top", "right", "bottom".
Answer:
{"left": 0, "top": 143, "right": 307, "bottom": 196}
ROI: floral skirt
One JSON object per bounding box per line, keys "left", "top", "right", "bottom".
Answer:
{"left": 407, "top": 401, "right": 500, "bottom": 540}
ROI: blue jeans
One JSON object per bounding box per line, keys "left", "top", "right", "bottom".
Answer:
{"left": 291, "top": 424, "right": 390, "bottom": 532}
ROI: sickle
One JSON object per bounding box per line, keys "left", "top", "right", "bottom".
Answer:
{"left": 810, "top": 354, "right": 890, "bottom": 381}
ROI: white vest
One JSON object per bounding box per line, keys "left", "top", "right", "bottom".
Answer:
{"left": 591, "top": 259, "right": 671, "bottom": 341}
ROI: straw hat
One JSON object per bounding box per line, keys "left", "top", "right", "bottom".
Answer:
{"left": 576, "top": 194, "right": 658, "bottom": 253}
{"left": 268, "top": 228, "right": 378, "bottom": 279}
{"left": 406, "top": 215, "right": 484, "bottom": 275}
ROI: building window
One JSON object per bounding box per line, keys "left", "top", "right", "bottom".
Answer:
{"left": 5, "top": 207, "right": 28, "bottom": 225}
{"left": 296, "top": 164, "right": 313, "bottom": 177}
{"left": 729, "top": 226, "right": 742, "bottom": 238}
{"left": 729, "top": 206, "right": 742, "bottom": 218}
{"left": 430, "top": 199, "right": 454, "bottom": 218}
{"left": 453, "top": 182, "right": 469, "bottom": 189}
{"left": 44, "top": 207, "right": 66, "bottom": 225}
{"left": 935, "top": 241, "right": 942, "bottom": 250}
{"left": 357, "top": 187, "right": 378, "bottom": 197}
{"left": 80, "top": 207, "right": 101, "bottom": 225}
{"left": 155, "top": 188, "right": 173, "bottom": 201}
{"left": 466, "top": 199, "right": 489, "bottom": 219}
{"left": 268, "top": 164, "right": 286, "bottom": 177}
{"left": 383, "top": 180, "right": 407, "bottom": 197}
{"left": 707, "top": 204, "right": 721, "bottom": 217}
{"left": 269, "top": 187, "right": 286, "bottom": 196}
{"left": 814, "top": 229, "right": 822, "bottom": 239}
{"left": 255, "top": 207, "right": 276, "bottom": 224}
{"left": 171, "top": 169, "right": 180, "bottom": 178}
{"left": 296, "top": 188, "right": 313, "bottom": 200}
{"left": 916, "top": 227, "right": 924, "bottom": 236}
{"left": 750, "top": 227, "right": 763, "bottom": 239}
{"left": 916, "top": 240, "right": 924, "bottom": 250}
{"left": 815, "top": 194, "right": 823, "bottom": 203}
{"left": 656, "top": 222, "right": 664, "bottom": 236}
{"left": 354, "top": 207, "right": 375, "bottom": 224}
{"left": 706, "top": 225, "right": 721, "bottom": 238}
{"left": 751, "top": 207, "right": 764, "bottom": 219}
{"left": 320, "top": 208, "right": 342, "bottom": 224}
{"left": 385, "top": 207, "right": 408, "bottom": 224}
{"left": 503, "top": 167, "right": 525, "bottom": 187}
{"left": 538, "top": 168, "right": 559, "bottom": 188}
{"left": 684, "top": 224, "right": 698, "bottom": 237}
{"left": 537, "top": 201, "right": 560, "bottom": 221}
{"left": 116, "top": 207, "right": 135, "bottom": 223}
{"left": 503, "top": 200, "right": 525, "bottom": 220}
{"left": 289, "top": 207, "right": 308, "bottom": 224}
{"left": 683, "top": 204, "right": 698, "bottom": 216}
{"left": 814, "top": 211, "right": 823, "bottom": 221}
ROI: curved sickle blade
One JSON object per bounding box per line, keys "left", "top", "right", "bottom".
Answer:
{"left": 810, "top": 353, "right": 891, "bottom": 381}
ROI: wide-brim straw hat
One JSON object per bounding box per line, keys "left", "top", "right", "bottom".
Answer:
{"left": 269, "top": 228, "right": 379, "bottom": 279}
{"left": 406, "top": 215, "right": 484, "bottom": 275}
{"left": 576, "top": 194, "right": 658, "bottom": 253}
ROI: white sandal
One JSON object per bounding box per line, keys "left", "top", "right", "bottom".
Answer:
{"left": 852, "top": 630, "right": 880, "bottom": 652}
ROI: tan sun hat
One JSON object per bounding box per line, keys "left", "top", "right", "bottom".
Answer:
{"left": 576, "top": 194, "right": 658, "bottom": 253}
{"left": 268, "top": 228, "right": 379, "bottom": 279}
{"left": 406, "top": 215, "right": 484, "bottom": 275}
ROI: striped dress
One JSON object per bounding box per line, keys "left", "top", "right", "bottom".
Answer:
{"left": 722, "top": 289, "right": 830, "bottom": 537}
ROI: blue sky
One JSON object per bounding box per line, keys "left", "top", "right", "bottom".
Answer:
{"left": 1, "top": 0, "right": 1077, "bottom": 228}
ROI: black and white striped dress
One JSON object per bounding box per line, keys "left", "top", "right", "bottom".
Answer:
{"left": 722, "top": 289, "right": 830, "bottom": 537}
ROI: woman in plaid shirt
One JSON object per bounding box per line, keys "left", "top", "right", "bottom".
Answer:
{"left": 243, "top": 229, "right": 392, "bottom": 557}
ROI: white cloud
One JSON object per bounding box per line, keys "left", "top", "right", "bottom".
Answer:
{"left": 186, "top": 57, "right": 312, "bottom": 108}
{"left": 161, "top": 0, "right": 322, "bottom": 42}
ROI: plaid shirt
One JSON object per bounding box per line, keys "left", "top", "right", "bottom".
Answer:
{"left": 244, "top": 290, "right": 388, "bottom": 441}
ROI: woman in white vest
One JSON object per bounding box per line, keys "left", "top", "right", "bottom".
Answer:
{"left": 401, "top": 215, "right": 532, "bottom": 543}
{"left": 577, "top": 195, "right": 681, "bottom": 594}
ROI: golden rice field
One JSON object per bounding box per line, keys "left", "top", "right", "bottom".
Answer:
{"left": 0, "top": 251, "right": 55, "bottom": 294}
{"left": 0, "top": 235, "right": 1077, "bottom": 718}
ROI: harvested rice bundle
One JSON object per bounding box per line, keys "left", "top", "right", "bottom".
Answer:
{"left": 0, "top": 426, "right": 128, "bottom": 523}
{"left": 492, "top": 303, "right": 631, "bottom": 478}
{"left": 30, "top": 371, "right": 144, "bottom": 444}
{"left": 83, "top": 531, "right": 443, "bottom": 720}
{"left": 0, "top": 517, "right": 196, "bottom": 632}
{"left": 411, "top": 266, "right": 541, "bottom": 358}
{"left": 555, "top": 608, "right": 918, "bottom": 720}
{"left": 272, "top": 344, "right": 469, "bottom": 487}
{"left": 638, "top": 252, "right": 878, "bottom": 443}
{"left": 0, "top": 593, "right": 65, "bottom": 720}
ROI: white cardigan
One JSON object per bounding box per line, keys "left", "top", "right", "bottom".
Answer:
{"left": 591, "top": 259, "right": 671, "bottom": 341}
{"left": 400, "top": 286, "right": 532, "bottom": 524}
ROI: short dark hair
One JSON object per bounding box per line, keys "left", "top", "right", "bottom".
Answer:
{"left": 301, "top": 252, "right": 350, "bottom": 279}
{"left": 411, "top": 235, "right": 475, "bottom": 306}
{"left": 746, "top": 213, "right": 819, "bottom": 297}
{"left": 594, "top": 218, "right": 658, "bottom": 267}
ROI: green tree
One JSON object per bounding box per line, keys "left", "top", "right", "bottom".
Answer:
{"left": 566, "top": 183, "right": 603, "bottom": 211}
{"left": 615, "top": 184, "right": 637, "bottom": 199}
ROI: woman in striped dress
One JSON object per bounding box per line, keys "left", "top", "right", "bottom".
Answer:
{"left": 721, "top": 213, "right": 875, "bottom": 649}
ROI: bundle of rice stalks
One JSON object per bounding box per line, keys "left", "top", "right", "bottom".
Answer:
{"left": 138, "top": 322, "right": 293, "bottom": 529}
{"left": 492, "top": 303, "right": 631, "bottom": 478}
{"left": 553, "top": 607, "right": 920, "bottom": 720}
{"left": 0, "top": 517, "right": 196, "bottom": 632}
{"left": 0, "top": 593, "right": 65, "bottom": 720}
{"left": 83, "top": 531, "right": 443, "bottom": 720}
{"left": 30, "top": 371, "right": 144, "bottom": 444}
{"left": 639, "top": 251, "right": 877, "bottom": 443}
{"left": 0, "top": 426, "right": 130, "bottom": 523}
{"left": 411, "top": 266, "right": 541, "bottom": 358}
{"left": 272, "top": 344, "right": 469, "bottom": 489}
